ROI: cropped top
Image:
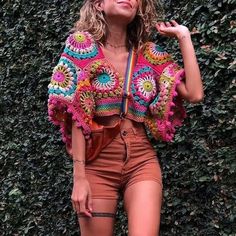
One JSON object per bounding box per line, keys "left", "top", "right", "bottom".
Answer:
{"left": 47, "top": 31, "right": 186, "bottom": 147}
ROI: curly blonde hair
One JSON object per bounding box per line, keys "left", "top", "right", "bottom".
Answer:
{"left": 70, "top": 0, "right": 164, "bottom": 49}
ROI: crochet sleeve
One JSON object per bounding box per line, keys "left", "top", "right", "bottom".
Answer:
{"left": 143, "top": 43, "right": 187, "bottom": 141}
{"left": 47, "top": 31, "right": 97, "bottom": 149}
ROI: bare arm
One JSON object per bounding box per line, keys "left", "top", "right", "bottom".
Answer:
{"left": 71, "top": 122, "right": 93, "bottom": 217}
{"left": 71, "top": 122, "right": 86, "bottom": 178}
{"left": 176, "top": 32, "right": 204, "bottom": 103}
{"left": 156, "top": 20, "right": 204, "bottom": 103}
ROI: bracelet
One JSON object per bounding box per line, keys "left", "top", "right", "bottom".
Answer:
{"left": 73, "top": 159, "right": 85, "bottom": 165}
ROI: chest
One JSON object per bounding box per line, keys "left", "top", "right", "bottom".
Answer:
{"left": 88, "top": 59, "right": 159, "bottom": 103}
{"left": 100, "top": 49, "right": 129, "bottom": 78}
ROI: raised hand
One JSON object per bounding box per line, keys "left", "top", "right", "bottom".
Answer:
{"left": 156, "top": 20, "right": 190, "bottom": 40}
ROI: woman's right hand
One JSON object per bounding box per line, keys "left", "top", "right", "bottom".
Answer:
{"left": 71, "top": 176, "right": 93, "bottom": 217}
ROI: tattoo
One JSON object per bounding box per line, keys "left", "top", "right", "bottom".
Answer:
{"left": 178, "top": 35, "right": 189, "bottom": 41}
{"left": 177, "top": 33, "right": 191, "bottom": 41}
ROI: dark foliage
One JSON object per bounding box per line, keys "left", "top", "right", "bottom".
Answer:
{"left": 1, "top": 0, "right": 235, "bottom": 235}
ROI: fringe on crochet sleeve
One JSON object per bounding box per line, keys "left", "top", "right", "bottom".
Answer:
{"left": 47, "top": 32, "right": 97, "bottom": 151}
{"left": 143, "top": 43, "right": 187, "bottom": 141}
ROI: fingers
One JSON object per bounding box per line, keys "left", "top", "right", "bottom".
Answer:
{"left": 156, "top": 22, "right": 165, "bottom": 30}
{"left": 156, "top": 22, "right": 165, "bottom": 34}
{"left": 71, "top": 194, "right": 93, "bottom": 217}
{"left": 156, "top": 20, "right": 180, "bottom": 38}
{"left": 170, "top": 20, "right": 179, "bottom": 26}
{"left": 72, "top": 197, "right": 80, "bottom": 214}
{"left": 87, "top": 189, "right": 93, "bottom": 212}
{"left": 79, "top": 199, "right": 92, "bottom": 217}
{"left": 156, "top": 20, "right": 179, "bottom": 29}
{"left": 165, "top": 22, "right": 172, "bottom": 27}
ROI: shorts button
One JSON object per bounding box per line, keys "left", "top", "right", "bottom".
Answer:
{"left": 122, "top": 131, "right": 127, "bottom": 136}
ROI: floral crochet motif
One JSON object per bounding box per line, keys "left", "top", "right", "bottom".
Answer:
{"left": 132, "top": 66, "right": 157, "bottom": 104}
{"left": 90, "top": 60, "right": 123, "bottom": 98}
{"left": 143, "top": 42, "right": 171, "bottom": 65}
{"left": 64, "top": 31, "right": 98, "bottom": 60}
{"left": 92, "top": 63, "right": 119, "bottom": 90}
{"left": 48, "top": 57, "right": 78, "bottom": 101}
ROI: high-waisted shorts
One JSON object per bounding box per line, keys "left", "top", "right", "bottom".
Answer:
{"left": 85, "top": 125, "right": 163, "bottom": 200}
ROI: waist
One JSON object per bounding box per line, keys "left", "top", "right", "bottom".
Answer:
{"left": 93, "top": 115, "right": 146, "bottom": 132}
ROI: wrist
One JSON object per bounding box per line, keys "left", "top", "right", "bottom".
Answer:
{"left": 73, "top": 159, "right": 86, "bottom": 165}
{"left": 73, "top": 173, "right": 86, "bottom": 180}
{"left": 176, "top": 30, "right": 191, "bottom": 41}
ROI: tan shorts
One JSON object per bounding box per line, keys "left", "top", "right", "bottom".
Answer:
{"left": 85, "top": 125, "right": 163, "bottom": 200}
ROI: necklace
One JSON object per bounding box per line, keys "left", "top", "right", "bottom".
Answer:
{"left": 106, "top": 41, "right": 126, "bottom": 48}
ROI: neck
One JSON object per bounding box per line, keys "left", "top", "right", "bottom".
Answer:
{"left": 105, "top": 20, "right": 128, "bottom": 52}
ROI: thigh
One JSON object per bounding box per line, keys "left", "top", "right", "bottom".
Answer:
{"left": 78, "top": 199, "right": 118, "bottom": 236}
{"left": 123, "top": 180, "right": 162, "bottom": 236}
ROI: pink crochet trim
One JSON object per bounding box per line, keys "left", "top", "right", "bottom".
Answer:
{"left": 145, "top": 63, "right": 187, "bottom": 141}
{"left": 48, "top": 96, "right": 91, "bottom": 146}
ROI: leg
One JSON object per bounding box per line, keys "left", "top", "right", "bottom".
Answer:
{"left": 78, "top": 198, "right": 118, "bottom": 236}
{"left": 124, "top": 180, "right": 162, "bottom": 236}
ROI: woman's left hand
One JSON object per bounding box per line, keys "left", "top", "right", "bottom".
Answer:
{"left": 156, "top": 20, "right": 190, "bottom": 40}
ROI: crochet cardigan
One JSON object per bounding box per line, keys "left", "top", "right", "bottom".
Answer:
{"left": 48, "top": 31, "right": 186, "bottom": 147}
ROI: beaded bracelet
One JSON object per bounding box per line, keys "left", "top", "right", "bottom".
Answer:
{"left": 73, "top": 160, "right": 85, "bottom": 165}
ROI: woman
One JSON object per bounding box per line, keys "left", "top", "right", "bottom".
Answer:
{"left": 48, "top": 0, "right": 204, "bottom": 235}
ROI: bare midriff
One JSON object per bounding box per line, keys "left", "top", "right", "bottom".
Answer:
{"left": 94, "top": 114, "right": 145, "bottom": 131}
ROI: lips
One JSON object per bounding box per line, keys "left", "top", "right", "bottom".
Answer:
{"left": 117, "top": 1, "right": 133, "bottom": 8}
